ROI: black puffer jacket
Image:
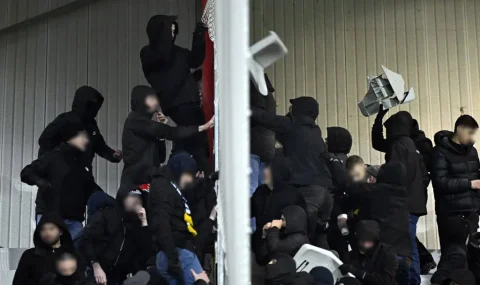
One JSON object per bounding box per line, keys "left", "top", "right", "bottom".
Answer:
{"left": 140, "top": 15, "right": 205, "bottom": 114}
{"left": 383, "top": 111, "right": 428, "bottom": 216}
{"left": 431, "top": 131, "right": 480, "bottom": 214}
{"left": 257, "top": 205, "right": 309, "bottom": 262}
{"left": 38, "top": 86, "right": 118, "bottom": 168}
{"left": 250, "top": 74, "right": 276, "bottom": 162}
{"left": 121, "top": 85, "right": 198, "bottom": 185}
{"left": 251, "top": 97, "right": 332, "bottom": 187}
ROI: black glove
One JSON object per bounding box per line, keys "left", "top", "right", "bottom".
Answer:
{"left": 339, "top": 264, "right": 365, "bottom": 279}
{"left": 36, "top": 178, "right": 51, "bottom": 189}
{"left": 194, "top": 22, "right": 207, "bottom": 35}
{"left": 209, "top": 171, "right": 219, "bottom": 182}
{"left": 375, "top": 104, "right": 389, "bottom": 122}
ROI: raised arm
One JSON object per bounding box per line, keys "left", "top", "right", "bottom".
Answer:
{"left": 186, "top": 23, "right": 207, "bottom": 68}
{"left": 129, "top": 115, "right": 210, "bottom": 141}
{"left": 251, "top": 107, "right": 292, "bottom": 134}
{"left": 371, "top": 107, "right": 389, "bottom": 153}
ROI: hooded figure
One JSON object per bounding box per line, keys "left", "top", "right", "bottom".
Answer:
{"left": 21, "top": 123, "right": 103, "bottom": 226}
{"left": 38, "top": 86, "right": 120, "bottom": 168}
{"left": 339, "top": 220, "right": 397, "bottom": 285}
{"left": 140, "top": 15, "right": 210, "bottom": 173}
{"left": 310, "top": 266, "right": 334, "bottom": 285}
{"left": 13, "top": 213, "right": 75, "bottom": 285}
{"left": 121, "top": 85, "right": 201, "bottom": 185}
{"left": 326, "top": 127, "right": 353, "bottom": 163}
{"left": 257, "top": 205, "right": 309, "bottom": 261}
{"left": 39, "top": 252, "right": 94, "bottom": 285}
{"left": 264, "top": 254, "right": 297, "bottom": 285}
{"left": 251, "top": 96, "right": 333, "bottom": 249}
{"left": 80, "top": 189, "right": 153, "bottom": 284}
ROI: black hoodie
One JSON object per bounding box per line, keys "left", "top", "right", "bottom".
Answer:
{"left": 431, "top": 130, "right": 480, "bottom": 214}
{"left": 257, "top": 205, "right": 309, "bottom": 260}
{"left": 326, "top": 127, "right": 353, "bottom": 155}
{"left": 327, "top": 160, "right": 412, "bottom": 258}
{"left": 121, "top": 85, "right": 199, "bottom": 185}
{"left": 21, "top": 142, "right": 103, "bottom": 219}
{"left": 38, "top": 86, "right": 118, "bottom": 167}
{"left": 13, "top": 213, "right": 75, "bottom": 285}
{"left": 346, "top": 220, "right": 398, "bottom": 285}
{"left": 140, "top": 15, "right": 205, "bottom": 114}
{"left": 251, "top": 97, "right": 332, "bottom": 187}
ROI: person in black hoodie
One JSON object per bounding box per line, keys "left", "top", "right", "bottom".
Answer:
{"left": 40, "top": 252, "right": 94, "bottom": 285}
{"left": 431, "top": 115, "right": 480, "bottom": 254}
{"left": 140, "top": 15, "right": 210, "bottom": 172}
{"left": 370, "top": 109, "right": 428, "bottom": 285}
{"left": 21, "top": 123, "right": 102, "bottom": 244}
{"left": 256, "top": 205, "right": 309, "bottom": 262}
{"left": 264, "top": 253, "right": 297, "bottom": 285}
{"left": 148, "top": 152, "right": 206, "bottom": 285}
{"left": 339, "top": 220, "right": 397, "bottom": 285}
{"left": 80, "top": 189, "right": 153, "bottom": 285}
{"left": 326, "top": 159, "right": 411, "bottom": 285}
{"left": 251, "top": 96, "right": 333, "bottom": 249}
{"left": 13, "top": 213, "right": 76, "bottom": 285}
{"left": 38, "top": 86, "right": 121, "bottom": 168}
{"left": 121, "top": 85, "right": 213, "bottom": 185}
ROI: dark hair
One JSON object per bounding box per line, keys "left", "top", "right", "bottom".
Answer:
{"left": 346, "top": 155, "right": 364, "bottom": 171}
{"left": 454, "top": 115, "right": 479, "bottom": 132}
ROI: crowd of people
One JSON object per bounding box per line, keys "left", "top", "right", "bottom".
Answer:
{"left": 7, "top": 12, "right": 480, "bottom": 285}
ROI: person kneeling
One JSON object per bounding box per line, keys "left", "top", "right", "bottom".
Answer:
{"left": 339, "top": 220, "right": 397, "bottom": 285}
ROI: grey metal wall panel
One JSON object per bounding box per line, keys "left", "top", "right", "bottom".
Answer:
{"left": 0, "top": 0, "right": 200, "bottom": 248}
{"left": 251, "top": 0, "right": 480, "bottom": 249}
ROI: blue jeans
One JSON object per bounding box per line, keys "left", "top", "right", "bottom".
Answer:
{"left": 396, "top": 256, "right": 411, "bottom": 285}
{"left": 250, "top": 154, "right": 265, "bottom": 231}
{"left": 36, "top": 215, "right": 84, "bottom": 248}
{"left": 409, "top": 215, "right": 420, "bottom": 285}
{"left": 156, "top": 248, "right": 203, "bottom": 285}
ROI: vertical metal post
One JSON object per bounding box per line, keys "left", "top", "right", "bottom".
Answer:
{"left": 216, "top": 0, "right": 250, "bottom": 284}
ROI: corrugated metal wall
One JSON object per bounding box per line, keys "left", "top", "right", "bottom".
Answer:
{"left": 251, "top": 0, "right": 480, "bottom": 249}
{"left": 0, "top": 0, "right": 201, "bottom": 248}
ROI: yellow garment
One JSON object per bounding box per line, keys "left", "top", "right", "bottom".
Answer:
{"left": 184, "top": 213, "right": 198, "bottom": 236}
{"left": 354, "top": 209, "right": 359, "bottom": 216}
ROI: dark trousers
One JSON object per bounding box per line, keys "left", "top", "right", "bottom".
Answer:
{"left": 169, "top": 103, "right": 211, "bottom": 174}
{"left": 437, "top": 211, "right": 479, "bottom": 254}
{"left": 396, "top": 256, "right": 411, "bottom": 285}
{"left": 296, "top": 185, "right": 333, "bottom": 249}
{"left": 417, "top": 237, "right": 434, "bottom": 265}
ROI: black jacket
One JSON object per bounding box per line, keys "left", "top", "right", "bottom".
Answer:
{"left": 148, "top": 166, "right": 196, "bottom": 264}
{"left": 410, "top": 119, "right": 434, "bottom": 173}
{"left": 80, "top": 192, "right": 153, "bottom": 275}
{"left": 21, "top": 143, "right": 102, "bottom": 219}
{"left": 257, "top": 205, "right": 309, "bottom": 263}
{"left": 251, "top": 97, "right": 332, "bottom": 187}
{"left": 382, "top": 112, "right": 428, "bottom": 216}
{"left": 328, "top": 159, "right": 412, "bottom": 258}
{"left": 140, "top": 15, "right": 205, "bottom": 113}
{"left": 431, "top": 131, "right": 480, "bottom": 214}
{"left": 39, "top": 272, "right": 95, "bottom": 285}
{"left": 13, "top": 213, "right": 75, "bottom": 285}
{"left": 38, "top": 86, "right": 118, "bottom": 168}
{"left": 121, "top": 85, "right": 198, "bottom": 185}
{"left": 347, "top": 221, "right": 398, "bottom": 285}
{"left": 250, "top": 75, "right": 277, "bottom": 162}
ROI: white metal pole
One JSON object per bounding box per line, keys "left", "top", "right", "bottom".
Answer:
{"left": 216, "top": 0, "right": 250, "bottom": 284}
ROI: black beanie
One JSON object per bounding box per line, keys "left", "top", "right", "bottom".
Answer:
{"left": 60, "top": 123, "right": 86, "bottom": 142}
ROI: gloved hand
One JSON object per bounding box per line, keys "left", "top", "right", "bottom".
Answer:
{"left": 36, "top": 178, "right": 51, "bottom": 189}
{"left": 375, "top": 104, "right": 389, "bottom": 122}
{"left": 194, "top": 22, "right": 207, "bottom": 35}
{"left": 209, "top": 171, "right": 219, "bottom": 182}
{"left": 339, "top": 264, "right": 365, "bottom": 279}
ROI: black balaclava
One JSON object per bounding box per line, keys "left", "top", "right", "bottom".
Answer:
{"left": 326, "top": 127, "right": 353, "bottom": 155}
{"left": 384, "top": 111, "right": 413, "bottom": 139}
{"left": 146, "top": 15, "right": 177, "bottom": 56}
{"left": 71, "top": 86, "right": 104, "bottom": 120}
{"left": 289, "top": 97, "right": 319, "bottom": 120}
{"left": 355, "top": 220, "right": 380, "bottom": 254}
{"left": 130, "top": 85, "right": 158, "bottom": 118}
{"left": 265, "top": 253, "right": 297, "bottom": 285}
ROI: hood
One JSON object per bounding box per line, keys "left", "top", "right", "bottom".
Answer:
{"left": 290, "top": 97, "right": 319, "bottom": 120}
{"left": 376, "top": 162, "right": 406, "bottom": 186}
{"left": 309, "top": 266, "right": 334, "bottom": 285}
{"left": 411, "top": 120, "right": 433, "bottom": 153}
{"left": 271, "top": 156, "right": 292, "bottom": 190}
{"left": 146, "top": 15, "right": 178, "bottom": 48}
{"left": 434, "top": 130, "right": 473, "bottom": 154}
{"left": 72, "top": 86, "right": 104, "bottom": 120}
{"left": 131, "top": 85, "right": 157, "bottom": 117}
{"left": 355, "top": 220, "right": 380, "bottom": 243}
{"left": 384, "top": 111, "right": 413, "bottom": 139}
{"left": 444, "top": 269, "right": 475, "bottom": 285}
{"left": 326, "top": 127, "right": 352, "bottom": 154}
{"left": 292, "top": 272, "right": 315, "bottom": 285}
{"left": 168, "top": 152, "right": 197, "bottom": 182}
{"left": 281, "top": 205, "right": 307, "bottom": 234}
{"left": 265, "top": 253, "right": 296, "bottom": 285}
{"left": 34, "top": 213, "right": 73, "bottom": 253}
{"left": 335, "top": 277, "right": 361, "bottom": 285}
